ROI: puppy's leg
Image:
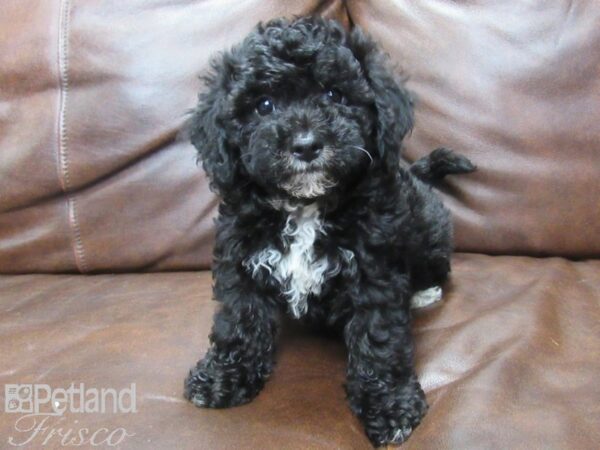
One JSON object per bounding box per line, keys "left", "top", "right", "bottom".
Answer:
{"left": 409, "top": 177, "right": 453, "bottom": 306}
{"left": 184, "top": 285, "right": 279, "bottom": 408}
{"left": 345, "top": 279, "right": 427, "bottom": 446}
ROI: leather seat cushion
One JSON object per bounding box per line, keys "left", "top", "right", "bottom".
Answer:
{"left": 1, "top": 253, "right": 598, "bottom": 448}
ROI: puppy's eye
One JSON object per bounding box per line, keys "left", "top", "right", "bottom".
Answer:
{"left": 256, "top": 97, "right": 274, "bottom": 116}
{"left": 325, "top": 89, "right": 344, "bottom": 104}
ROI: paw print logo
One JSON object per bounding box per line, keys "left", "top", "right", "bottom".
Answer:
{"left": 4, "top": 384, "right": 33, "bottom": 413}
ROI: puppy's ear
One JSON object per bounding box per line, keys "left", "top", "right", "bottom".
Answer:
{"left": 188, "top": 55, "right": 238, "bottom": 195}
{"left": 349, "top": 28, "right": 414, "bottom": 169}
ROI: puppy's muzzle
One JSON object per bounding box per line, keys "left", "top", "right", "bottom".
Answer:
{"left": 291, "top": 131, "right": 322, "bottom": 162}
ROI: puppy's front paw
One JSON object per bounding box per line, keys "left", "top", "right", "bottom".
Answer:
{"left": 383, "top": 388, "right": 428, "bottom": 446}
{"left": 352, "top": 378, "right": 428, "bottom": 447}
{"left": 184, "top": 353, "right": 264, "bottom": 408}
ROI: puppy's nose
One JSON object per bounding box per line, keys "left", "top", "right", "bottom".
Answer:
{"left": 291, "top": 131, "right": 322, "bottom": 162}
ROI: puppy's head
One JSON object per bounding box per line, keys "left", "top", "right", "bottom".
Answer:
{"left": 190, "top": 17, "right": 413, "bottom": 200}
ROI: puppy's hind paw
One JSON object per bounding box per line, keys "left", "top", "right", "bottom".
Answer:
{"left": 410, "top": 286, "right": 442, "bottom": 309}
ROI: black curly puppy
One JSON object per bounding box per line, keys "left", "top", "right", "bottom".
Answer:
{"left": 184, "top": 17, "right": 474, "bottom": 447}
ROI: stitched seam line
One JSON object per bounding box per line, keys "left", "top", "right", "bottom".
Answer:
{"left": 57, "top": 0, "right": 88, "bottom": 273}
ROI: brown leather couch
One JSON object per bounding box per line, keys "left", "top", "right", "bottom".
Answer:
{"left": 1, "top": 1, "right": 599, "bottom": 448}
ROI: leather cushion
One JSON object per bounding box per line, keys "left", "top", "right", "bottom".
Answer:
{"left": 1, "top": 254, "right": 598, "bottom": 448}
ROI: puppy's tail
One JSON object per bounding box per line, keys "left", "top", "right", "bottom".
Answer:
{"left": 410, "top": 148, "right": 476, "bottom": 183}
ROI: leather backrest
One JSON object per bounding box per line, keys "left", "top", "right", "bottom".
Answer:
{"left": 1, "top": 0, "right": 598, "bottom": 274}
{"left": 348, "top": 0, "right": 600, "bottom": 258}
{"left": 0, "top": 0, "right": 348, "bottom": 273}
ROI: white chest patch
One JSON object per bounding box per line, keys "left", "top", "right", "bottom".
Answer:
{"left": 245, "top": 203, "right": 345, "bottom": 318}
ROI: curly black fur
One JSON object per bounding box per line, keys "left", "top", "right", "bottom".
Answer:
{"left": 184, "top": 17, "right": 474, "bottom": 447}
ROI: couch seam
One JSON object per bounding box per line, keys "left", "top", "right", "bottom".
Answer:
{"left": 341, "top": 0, "right": 353, "bottom": 28}
{"left": 56, "top": 0, "right": 88, "bottom": 273}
